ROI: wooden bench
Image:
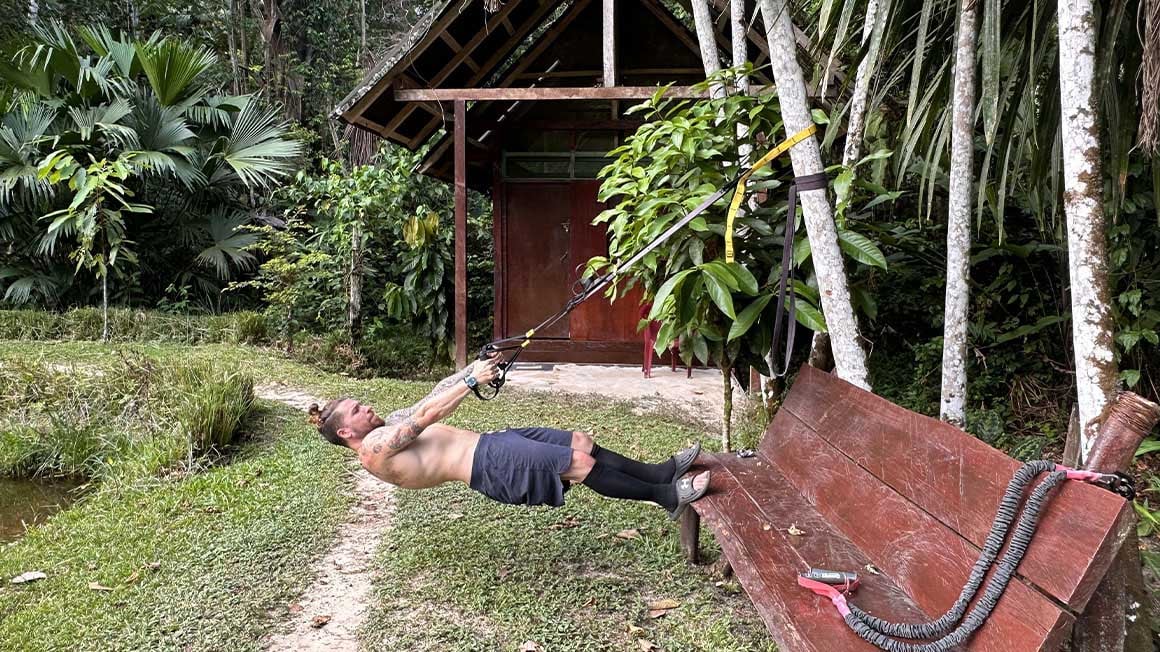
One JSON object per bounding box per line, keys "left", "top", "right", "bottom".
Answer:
{"left": 681, "top": 365, "right": 1137, "bottom": 652}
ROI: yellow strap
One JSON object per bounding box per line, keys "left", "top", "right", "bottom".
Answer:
{"left": 724, "top": 124, "right": 818, "bottom": 263}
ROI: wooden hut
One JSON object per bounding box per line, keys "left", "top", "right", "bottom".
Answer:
{"left": 335, "top": 0, "right": 774, "bottom": 366}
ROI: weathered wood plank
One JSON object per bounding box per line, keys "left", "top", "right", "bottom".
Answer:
{"left": 780, "top": 364, "right": 1129, "bottom": 612}
{"left": 760, "top": 411, "right": 1074, "bottom": 651}
{"left": 692, "top": 455, "right": 931, "bottom": 652}
{"left": 602, "top": 0, "right": 616, "bottom": 87}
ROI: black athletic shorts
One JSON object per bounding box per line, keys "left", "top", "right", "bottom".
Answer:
{"left": 468, "top": 427, "right": 574, "bottom": 507}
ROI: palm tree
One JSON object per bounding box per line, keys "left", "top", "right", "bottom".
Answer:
{"left": 0, "top": 22, "right": 302, "bottom": 309}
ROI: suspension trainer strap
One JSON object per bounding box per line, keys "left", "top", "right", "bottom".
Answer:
{"left": 769, "top": 172, "right": 829, "bottom": 377}
{"left": 724, "top": 124, "right": 818, "bottom": 264}
{"left": 475, "top": 124, "right": 819, "bottom": 399}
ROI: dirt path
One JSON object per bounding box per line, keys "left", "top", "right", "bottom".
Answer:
{"left": 256, "top": 383, "right": 395, "bottom": 652}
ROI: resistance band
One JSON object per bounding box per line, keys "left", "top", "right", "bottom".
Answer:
{"left": 470, "top": 124, "right": 821, "bottom": 400}
{"left": 797, "top": 462, "right": 1134, "bottom": 651}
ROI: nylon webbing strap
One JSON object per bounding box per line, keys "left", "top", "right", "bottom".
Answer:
{"left": 770, "top": 172, "right": 829, "bottom": 377}
{"left": 724, "top": 123, "right": 818, "bottom": 263}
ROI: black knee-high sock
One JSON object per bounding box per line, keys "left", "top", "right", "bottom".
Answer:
{"left": 589, "top": 443, "right": 676, "bottom": 484}
{"left": 582, "top": 460, "right": 677, "bottom": 511}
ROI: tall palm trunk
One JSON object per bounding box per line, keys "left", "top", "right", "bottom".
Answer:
{"left": 1058, "top": 0, "right": 1117, "bottom": 459}
{"left": 757, "top": 0, "right": 871, "bottom": 390}
{"left": 28, "top": 0, "right": 37, "bottom": 23}
{"left": 939, "top": 0, "right": 979, "bottom": 428}
{"left": 809, "top": 0, "right": 892, "bottom": 375}
{"left": 690, "top": 0, "right": 726, "bottom": 99}
{"left": 841, "top": 0, "right": 891, "bottom": 165}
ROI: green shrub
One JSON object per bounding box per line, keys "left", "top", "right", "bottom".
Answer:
{"left": 0, "top": 309, "right": 270, "bottom": 345}
{"left": 0, "top": 353, "right": 256, "bottom": 482}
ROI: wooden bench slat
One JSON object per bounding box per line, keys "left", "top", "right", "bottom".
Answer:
{"left": 760, "top": 410, "right": 1074, "bottom": 652}
{"left": 692, "top": 454, "right": 930, "bottom": 652}
{"left": 779, "top": 365, "right": 1131, "bottom": 612}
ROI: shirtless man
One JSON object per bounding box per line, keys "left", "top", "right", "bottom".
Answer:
{"left": 308, "top": 356, "right": 710, "bottom": 520}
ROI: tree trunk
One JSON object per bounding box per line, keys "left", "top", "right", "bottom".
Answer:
{"left": 1058, "top": 0, "right": 1118, "bottom": 460}
{"left": 227, "top": 0, "right": 241, "bottom": 95}
{"left": 757, "top": 0, "right": 871, "bottom": 391}
{"left": 721, "top": 360, "right": 733, "bottom": 452}
{"left": 690, "top": 0, "right": 726, "bottom": 99}
{"left": 239, "top": 0, "right": 250, "bottom": 92}
{"left": 28, "top": 0, "right": 37, "bottom": 24}
{"left": 939, "top": 0, "right": 979, "bottom": 428}
{"left": 348, "top": 221, "right": 364, "bottom": 344}
{"left": 358, "top": 0, "right": 368, "bottom": 66}
{"left": 101, "top": 251, "right": 109, "bottom": 344}
{"left": 841, "top": 0, "right": 891, "bottom": 165}
{"left": 730, "top": 0, "right": 748, "bottom": 96}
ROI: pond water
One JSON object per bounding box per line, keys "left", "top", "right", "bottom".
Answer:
{"left": 0, "top": 477, "right": 82, "bottom": 543}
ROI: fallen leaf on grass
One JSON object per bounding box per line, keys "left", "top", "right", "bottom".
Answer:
{"left": 288, "top": 603, "right": 303, "bottom": 614}
{"left": 625, "top": 622, "right": 646, "bottom": 637}
{"left": 310, "top": 615, "right": 330, "bottom": 629}
{"left": 548, "top": 516, "right": 581, "bottom": 530}
{"left": 10, "top": 571, "right": 46, "bottom": 584}
{"left": 638, "top": 639, "right": 660, "bottom": 651}
{"left": 518, "top": 641, "right": 543, "bottom": 652}
{"left": 447, "top": 513, "right": 463, "bottom": 521}
{"left": 123, "top": 571, "right": 139, "bottom": 585}
{"left": 617, "top": 529, "right": 641, "bottom": 540}
{"left": 88, "top": 582, "right": 114, "bottom": 592}
{"left": 144, "top": 561, "right": 161, "bottom": 572}
{"left": 787, "top": 524, "right": 804, "bottom": 536}
{"left": 647, "top": 598, "right": 681, "bottom": 618}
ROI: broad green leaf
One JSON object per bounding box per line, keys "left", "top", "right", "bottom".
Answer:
{"left": 794, "top": 299, "right": 827, "bottom": 332}
{"left": 702, "top": 270, "right": 736, "bottom": 319}
{"left": 837, "top": 229, "right": 887, "bottom": 269}
{"left": 700, "top": 260, "right": 739, "bottom": 291}
{"left": 725, "top": 262, "right": 759, "bottom": 296}
{"left": 728, "top": 294, "right": 773, "bottom": 341}
{"left": 648, "top": 269, "right": 693, "bottom": 319}
{"left": 692, "top": 333, "right": 709, "bottom": 364}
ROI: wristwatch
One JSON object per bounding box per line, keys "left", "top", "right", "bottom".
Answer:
{"left": 464, "top": 374, "right": 479, "bottom": 389}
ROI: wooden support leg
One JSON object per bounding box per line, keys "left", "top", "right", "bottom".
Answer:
{"left": 1072, "top": 391, "right": 1160, "bottom": 652}
{"left": 680, "top": 509, "right": 700, "bottom": 564}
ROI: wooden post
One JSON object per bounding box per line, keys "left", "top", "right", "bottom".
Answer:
{"left": 602, "top": 0, "right": 616, "bottom": 87}
{"left": 1072, "top": 391, "right": 1160, "bottom": 652}
{"left": 680, "top": 509, "right": 701, "bottom": 564}
{"left": 454, "top": 99, "right": 468, "bottom": 369}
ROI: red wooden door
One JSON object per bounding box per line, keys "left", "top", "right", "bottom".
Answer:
{"left": 569, "top": 181, "right": 646, "bottom": 342}
{"left": 503, "top": 183, "right": 572, "bottom": 338}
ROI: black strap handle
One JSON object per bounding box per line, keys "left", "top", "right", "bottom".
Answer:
{"left": 770, "top": 172, "right": 828, "bottom": 377}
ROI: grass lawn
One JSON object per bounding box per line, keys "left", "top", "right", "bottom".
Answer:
{"left": 0, "top": 341, "right": 775, "bottom": 651}
{"left": 0, "top": 404, "right": 353, "bottom": 651}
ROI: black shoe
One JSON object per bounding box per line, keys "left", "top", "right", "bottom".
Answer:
{"left": 669, "top": 441, "right": 702, "bottom": 483}
{"left": 667, "top": 470, "right": 711, "bottom": 521}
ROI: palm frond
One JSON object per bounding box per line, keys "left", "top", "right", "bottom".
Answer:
{"left": 134, "top": 38, "right": 217, "bottom": 106}
{"left": 195, "top": 208, "right": 259, "bottom": 279}
{"left": 209, "top": 100, "right": 302, "bottom": 189}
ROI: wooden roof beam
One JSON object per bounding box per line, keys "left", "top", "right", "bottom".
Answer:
{"left": 384, "top": 0, "right": 559, "bottom": 139}
{"left": 396, "top": 86, "right": 726, "bottom": 101}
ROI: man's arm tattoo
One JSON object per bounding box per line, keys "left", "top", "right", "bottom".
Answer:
{"left": 386, "top": 417, "right": 425, "bottom": 450}
{"left": 382, "top": 365, "right": 473, "bottom": 426}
